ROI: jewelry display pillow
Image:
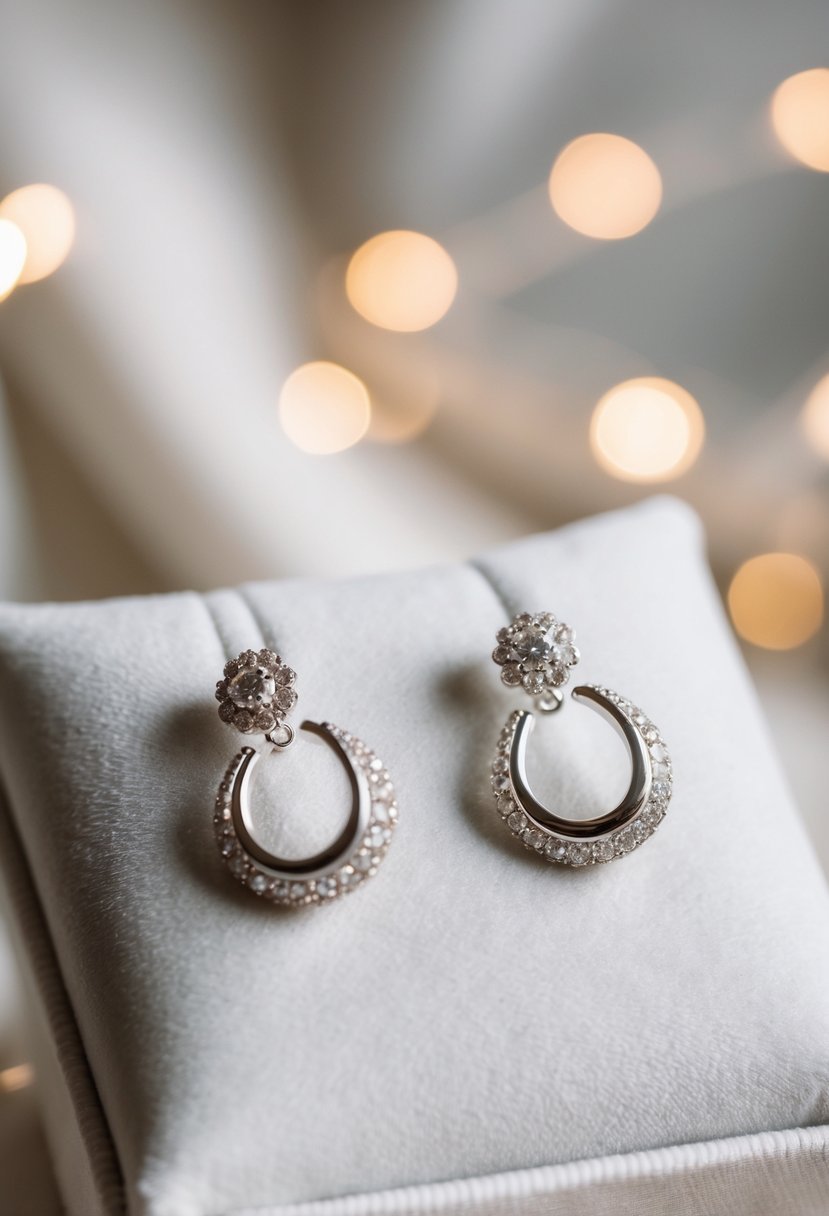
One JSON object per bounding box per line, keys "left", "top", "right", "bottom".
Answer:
{"left": 1, "top": 495, "right": 828, "bottom": 1216}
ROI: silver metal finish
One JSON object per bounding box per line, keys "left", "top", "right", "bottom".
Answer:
{"left": 230, "top": 720, "right": 371, "bottom": 880}
{"left": 509, "top": 685, "right": 651, "bottom": 839}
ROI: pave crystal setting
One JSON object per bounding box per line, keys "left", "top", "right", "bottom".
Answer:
{"left": 491, "top": 684, "right": 673, "bottom": 866}
{"left": 214, "top": 725, "right": 398, "bottom": 906}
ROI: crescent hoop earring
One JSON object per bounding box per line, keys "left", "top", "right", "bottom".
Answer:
{"left": 213, "top": 648, "right": 397, "bottom": 905}
{"left": 490, "top": 613, "right": 673, "bottom": 866}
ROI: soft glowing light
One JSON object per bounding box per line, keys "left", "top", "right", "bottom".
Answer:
{"left": 728, "top": 553, "right": 824, "bottom": 650}
{"left": 801, "top": 372, "right": 829, "bottom": 460}
{"left": 548, "top": 133, "right": 662, "bottom": 239}
{"left": 0, "top": 219, "right": 27, "bottom": 299}
{"left": 0, "top": 1063, "right": 34, "bottom": 1093}
{"left": 345, "top": 230, "right": 457, "bottom": 332}
{"left": 0, "top": 184, "right": 75, "bottom": 283}
{"left": 279, "top": 362, "right": 370, "bottom": 454}
{"left": 771, "top": 69, "right": 829, "bottom": 172}
{"left": 590, "top": 377, "right": 704, "bottom": 482}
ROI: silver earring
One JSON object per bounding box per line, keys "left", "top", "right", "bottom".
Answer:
{"left": 213, "top": 648, "right": 397, "bottom": 905}
{"left": 490, "top": 613, "right": 673, "bottom": 866}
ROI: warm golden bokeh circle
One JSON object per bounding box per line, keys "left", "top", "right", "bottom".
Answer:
{"left": 801, "top": 372, "right": 829, "bottom": 460}
{"left": 548, "top": 133, "right": 662, "bottom": 239}
{"left": 278, "top": 362, "right": 371, "bottom": 455}
{"left": 0, "top": 184, "right": 75, "bottom": 284}
{"left": 345, "top": 230, "right": 458, "bottom": 332}
{"left": 0, "top": 219, "right": 28, "bottom": 299}
{"left": 771, "top": 69, "right": 829, "bottom": 172}
{"left": 589, "top": 377, "right": 705, "bottom": 482}
{"left": 728, "top": 553, "right": 824, "bottom": 650}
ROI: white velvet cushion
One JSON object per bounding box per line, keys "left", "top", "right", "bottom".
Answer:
{"left": 0, "top": 496, "right": 827, "bottom": 1216}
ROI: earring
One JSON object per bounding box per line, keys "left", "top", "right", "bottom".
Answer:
{"left": 490, "top": 613, "right": 672, "bottom": 866}
{"left": 213, "top": 648, "right": 397, "bottom": 905}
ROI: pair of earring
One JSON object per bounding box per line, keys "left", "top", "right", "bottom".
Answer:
{"left": 211, "top": 613, "right": 673, "bottom": 907}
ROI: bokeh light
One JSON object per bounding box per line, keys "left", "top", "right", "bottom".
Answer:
{"left": 801, "top": 371, "right": 829, "bottom": 460}
{"left": 0, "top": 219, "right": 27, "bottom": 299}
{"left": 345, "top": 230, "right": 457, "bottom": 332}
{"left": 279, "top": 362, "right": 371, "bottom": 454}
{"left": 728, "top": 553, "right": 824, "bottom": 650}
{"left": 0, "top": 1063, "right": 33, "bottom": 1093}
{"left": 590, "top": 377, "right": 704, "bottom": 482}
{"left": 548, "top": 133, "right": 662, "bottom": 239}
{"left": 0, "top": 184, "right": 75, "bottom": 283}
{"left": 770, "top": 69, "right": 829, "bottom": 172}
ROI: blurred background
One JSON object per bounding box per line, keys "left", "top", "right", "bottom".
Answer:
{"left": 1, "top": 1, "right": 828, "bottom": 1208}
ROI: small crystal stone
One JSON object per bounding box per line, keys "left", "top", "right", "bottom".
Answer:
{"left": 524, "top": 829, "right": 545, "bottom": 850}
{"left": 275, "top": 666, "right": 296, "bottom": 686}
{"left": 289, "top": 882, "right": 307, "bottom": 899}
{"left": 275, "top": 687, "right": 297, "bottom": 712}
{"left": 554, "top": 624, "right": 573, "bottom": 644}
{"left": 316, "top": 877, "right": 337, "bottom": 898}
{"left": 507, "top": 811, "right": 526, "bottom": 833}
{"left": 513, "top": 629, "right": 552, "bottom": 663}
{"left": 249, "top": 874, "right": 268, "bottom": 894}
{"left": 651, "top": 780, "right": 671, "bottom": 803}
{"left": 492, "top": 645, "right": 511, "bottom": 665}
{"left": 497, "top": 796, "right": 516, "bottom": 819}
{"left": 568, "top": 843, "right": 589, "bottom": 866}
{"left": 642, "top": 801, "right": 664, "bottom": 826}
{"left": 551, "top": 642, "right": 578, "bottom": 667}
{"left": 234, "top": 710, "right": 254, "bottom": 733}
{"left": 374, "top": 781, "right": 395, "bottom": 804}
{"left": 593, "top": 840, "right": 614, "bottom": 862}
{"left": 218, "top": 700, "right": 236, "bottom": 723}
{"left": 492, "top": 756, "right": 509, "bottom": 775}
{"left": 649, "top": 741, "right": 668, "bottom": 762}
{"left": 522, "top": 671, "right": 546, "bottom": 694}
{"left": 228, "top": 853, "right": 247, "bottom": 877}
{"left": 546, "top": 839, "right": 567, "bottom": 861}
{"left": 616, "top": 827, "right": 636, "bottom": 853}
{"left": 229, "top": 666, "right": 276, "bottom": 710}
{"left": 220, "top": 837, "right": 235, "bottom": 857}
{"left": 353, "top": 852, "right": 372, "bottom": 873}
{"left": 501, "top": 665, "right": 522, "bottom": 687}
{"left": 491, "top": 773, "right": 511, "bottom": 792}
